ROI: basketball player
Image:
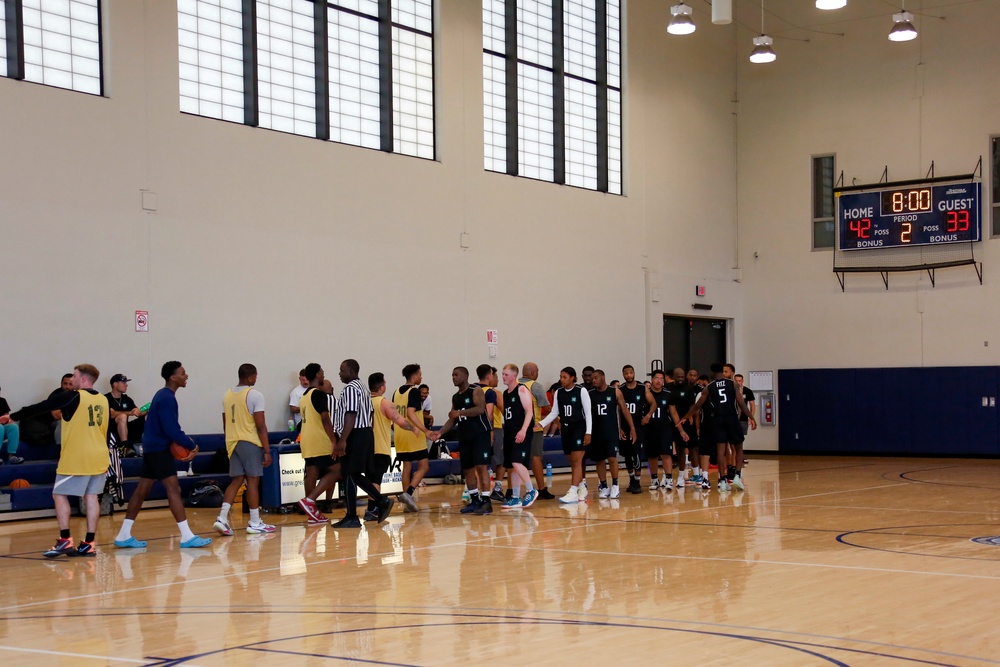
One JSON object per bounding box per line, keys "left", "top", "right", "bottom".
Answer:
{"left": 474, "top": 363, "right": 499, "bottom": 507}
{"left": 670, "top": 367, "right": 699, "bottom": 489}
{"left": 392, "top": 364, "right": 436, "bottom": 512}
{"left": 434, "top": 367, "right": 492, "bottom": 514}
{"left": 539, "top": 367, "right": 591, "bottom": 504}
{"left": 722, "top": 363, "right": 739, "bottom": 480}
{"left": 519, "top": 362, "right": 554, "bottom": 499}
{"left": 500, "top": 364, "right": 538, "bottom": 509}
{"left": 296, "top": 363, "right": 341, "bottom": 525}
{"left": 487, "top": 365, "right": 508, "bottom": 502}
{"left": 331, "top": 359, "right": 394, "bottom": 528}
{"left": 114, "top": 361, "right": 212, "bottom": 549}
{"left": 643, "top": 369, "right": 687, "bottom": 491}
{"left": 214, "top": 363, "right": 274, "bottom": 536}
{"left": 12, "top": 364, "right": 111, "bottom": 557}
{"left": 682, "top": 363, "right": 756, "bottom": 491}
{"left": 619, "top": 364, "right": 647, "bottom": 494}
{"left": 587, "top": 369, "right": 635, "bottom": 499}
{"left": 675, "top": 367, "right": 704, "bottom": 487}
{"left": 368, "top": 372, "right": 415, "bottom": 521}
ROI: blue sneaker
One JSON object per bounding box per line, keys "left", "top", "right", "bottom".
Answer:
{"left": 501, "top": 497, "right": 522, "bottom": 510}
{"left": 521, "top": 489, "right": 538, "bottom": 508}
{"left": 114, "top": 536, "right": 147, "bottom": 549}
{"left": 180, "top": 536, "right": 213, "bottom": 548}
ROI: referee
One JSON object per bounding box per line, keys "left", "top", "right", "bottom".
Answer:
{"left": 332, "top": 359, "right": 394, "bottom": 528}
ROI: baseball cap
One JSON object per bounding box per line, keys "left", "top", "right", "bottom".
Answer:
{"left": 110, "top": 374, "right": 132, "bottom": 384}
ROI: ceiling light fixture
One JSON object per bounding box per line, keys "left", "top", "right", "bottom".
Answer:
{"left": 749, "top": 1, "right": 776, "bottom": 64}
{"left": 667, "top": 3, "right": 696, "bottom": 35}
{"left": 816, "top": 0, "right": 847, "bottom": 9}
{"left": 888, "top": 3, "right": 917, "bottom": 42}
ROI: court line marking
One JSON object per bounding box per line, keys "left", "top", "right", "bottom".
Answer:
{"left": 0, "top": 479, "right": 914, "bottom": 613}
{"left": 0, "top": 644, "right": 152, "bottom": 664}
{"left": 484, "top": 544, "right": 1000, "bottom": 581}
{"left": 780, "top": 503, "right": 1000, "bottom": 516}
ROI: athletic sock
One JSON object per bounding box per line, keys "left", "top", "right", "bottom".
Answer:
{"left": 513, "top": 486, "right": 521, "bottom": 498}
{"left": 219, "top": 502, "right": 232, "bottom": 522}
{"left": 470, "top": 489, "right": 480, "bottom": 498}
{"left": 116, "top": 519, "right": 134, "bottom": 541}
{"left": 524, "top": 478, "right": 534, "bottom": 492}
{"left": 85, "top": 532, "right": 95, "bottom": 543}
{"left": 60, "top": 528, "right": 70, "bottom": 540}
{"left": 249, "top": 508, "right": 260, "bottom": 524}
{"left": 611, "top": 479, "right": 618, "bottom": 487}
{"left": 178, "top": 520, "right": 196, "bottom": 542}
{"left": 406, "top": 486, "right": 415, "bottom": 495}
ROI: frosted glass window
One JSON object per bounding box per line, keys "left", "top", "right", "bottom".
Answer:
{"left": 22, "top": 0, "right": 102, "bottom": 94}
{"left": 565, "top": 76, "right": 597, "bottom": 190}
{"left": 483, "top": 52, "right": 506, "bottom": 173}
{"left": 482, "top": 0, "right": 504, "bottom": 54}
{"left": 331, "top": 0, "right": 378, "bottom": 18}
{"left": 517, "top": 63, "right": 554, "bottom": 182}
{"left": 517, "top": 0, "right": 552, "bottom": 68}
{"left": 178, "top": 0, "right": 245, "bottom": 122}
{"left": 608, "top": 88, "right": 622, "bottom": 195}
{"left": 392, "top": 26, "right": 433, "bottom": 159}
{"left": 392, "top": 0, "right": 432, "bottom": 34}
{"left": 328, "top": 8, "right": 381, "bottom": 149}
{"left": 564, "top": 0, "right": 596, "bottom": 80}
{"left": 257, "top": 0, "right": 316, "bottom": 137}
{"left": 0, "top": 12, "right": 7, "bottom": 77}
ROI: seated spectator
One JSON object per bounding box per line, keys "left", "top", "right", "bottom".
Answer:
{"left": 289, "top": 369, "right": 308, "bottom": 427}
{"left": 18, "top": 373, "right": 72, "bottom": 446}
{"left": 105, "top": 373, "right": 147, "bottom": 454}
{"left": 0, "top": 386, "right": 24, "bottom": 464}
{"left": 419, "top": 383, "right": 433, "bottom": 427}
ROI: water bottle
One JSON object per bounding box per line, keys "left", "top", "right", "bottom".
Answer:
{"left": 545, "top": 463, "right": 552, "bottom": 483}
{"left": 288, "top": 419, "right": 295, "bottom": 431}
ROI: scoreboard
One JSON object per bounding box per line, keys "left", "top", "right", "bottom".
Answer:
{"left": 837, "top": 179, "right": 981, "bottom": 251}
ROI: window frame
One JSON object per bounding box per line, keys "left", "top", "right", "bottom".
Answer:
{"left": 811, "top": 153, "right": 836, "bottom": 250}
{"left": 991, "top": 135, "right": 1000, "bottom": 238}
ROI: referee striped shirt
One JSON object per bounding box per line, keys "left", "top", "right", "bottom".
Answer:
{"left": 334, "top": 378, "right": 374, "bottom": 435}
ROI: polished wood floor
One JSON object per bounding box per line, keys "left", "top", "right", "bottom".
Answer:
{"left": 1, "top": 456, "right": 999, "bottom": 666}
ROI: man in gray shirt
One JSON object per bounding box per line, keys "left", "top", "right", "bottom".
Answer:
{"left": 519, "top": 362, "right": 554, "bottom": 500}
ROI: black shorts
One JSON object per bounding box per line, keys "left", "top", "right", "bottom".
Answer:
{"left": 305, "top": 454, "right": 339, "bottom": 478}
{"left": 559, "top": 420, "right": 587, "bottom": 454}
{"left": 503, "top": 428, "right": 531, "bottom": 466}
{"left": 459, "top": 430, "right": 492, "bottom": 470}
{"left": 368, "top": 453, "right": 392, "bottom": 484}
{"left": 396, "top": 448, "right": 429, "bottom": 462}
{"left": 708, "top": 416, "right": 745, "bottom": 446}
{"left": 587, "top": 430, "right": 619, "bottom": 461}
{"left": 620, "top": 423, "right": 644, "bottom": 453}
{"left": 342, "top": 428, "right": 374, "bottom": 476}
{"left": 141, "top": 450, "right": 177, "bottom": 481}
{"left": 645, "top": 423, "right": 674, "bottom": 457}
{"left": 677, "top": 423, "right": 699, "bottom": 450}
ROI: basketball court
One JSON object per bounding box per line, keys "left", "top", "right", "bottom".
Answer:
{"left": 1, "top": 457, "right": 997, "bottom": 666}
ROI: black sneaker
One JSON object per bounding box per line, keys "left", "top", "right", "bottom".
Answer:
{"left": 490, "top": 489, "right": 505, "bottom": 503}
{"left": 44, "top": 538, "right": 75, "bottom": 558}
{"left": 75, "top": 541, "right": 96, "bottom": 557}
{"left": 538, "top": 488, "right": 555, "bottom": 500}
{"left": 473, "top": 498, "right": 493, "bottom": 515}
{"left": 331, "top": 516, "right": 362, "bottom": 528}
{"left": 460, "top": 497, "right": 481, "bottom": 514}
{"left": 376, "top": 497, "right": 395, "bottom": 524}
{"left": 627, "top": 478, "right": 642, "bottom": 494}
{"left": 363, "top": 509, "right": 378, "bottom": 522}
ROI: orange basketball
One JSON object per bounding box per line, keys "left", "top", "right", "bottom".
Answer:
{"left": 9, "top": 478, "right": 30, "bottom": 489}
{"left": 170, "top": 442, "right": 198, "bottom": 461}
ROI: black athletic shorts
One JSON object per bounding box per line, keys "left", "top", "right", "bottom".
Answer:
{"left": 141, "top": 450, "right": 177, "bottom": 481}
{"left": 559, "top": 420, "right": 587, "bottom": 455}
{"left": 305, "top": 454, "right": 338, "bottom": 478}
{"left": 459, "top": 430, "right": 492, "bottom": 470}
{"left": 341, "top": 427, "right": 374, "bottom": 476}
{"left": 708, "top": 415, "right": 745, "bottom": 446}
{"left": 677, "top": 422, "right": 699, "bottom": 450}
{"left": 620, "top": 423, "right": 644, "bottom": 455}
{"left": 645, "top": 422, "right": 673, "bottom": 457}
{"left": 587, "top": 430, "right": 619, "bottom": 461}
{"left": 396, "top": 448, "right": 429, "bottom": 462}
{"left": 503, "top": 427, "right": 531, "bottom": 467}
{"left": 368, "top": 453, "right": 392, "bottom": 484}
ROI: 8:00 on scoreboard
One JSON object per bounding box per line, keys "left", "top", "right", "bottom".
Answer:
{"left": 837, "top": 180, "right": 981, "bottom": 251}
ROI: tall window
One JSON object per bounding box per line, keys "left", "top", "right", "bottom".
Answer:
{"left": 178, "top": 0, "right": 435, "bottom": 159}
{"left": 483, "top": 0, "right": 622, "bottom": 194}
{"left": 992, "top": 135, "right": 1000, "bottom": 237}
{"left": 812, "top": 154, "right": 835, "bottom": 249}
{"left": 1, "top": 0, "right": 103, "bottom": 95}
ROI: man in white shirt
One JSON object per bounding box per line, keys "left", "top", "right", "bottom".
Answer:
{"left": 288, "top": 369, "right": 308, "bottom": 427}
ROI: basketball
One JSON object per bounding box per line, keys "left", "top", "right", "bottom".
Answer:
{"left": 170, "top": 442, "right": 198, "bottom": 461}
{"left": 9, "top": 478, "right": 30, "bottom": 489}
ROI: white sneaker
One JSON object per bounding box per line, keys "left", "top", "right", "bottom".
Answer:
{"left": 731, "top": 474, "right": 744, "bottom": 491}
{"left": 718, "top": 479, "right": 730, "bottom": 492}
{"left": 558, "top": 489, "right": 579, "bottom": 504}
{"left": 598, "top": 483, "right": 610, "bottom": 499}
{"left": 213, "top": 519, "right": 233, "bottom": 536}
{"left": 246, "top": 522, "right": 275, "bottom": 534}
{"left": 649, "top": 478, "right": 660, "bottom": 490}
{"left": 609, "top": 484, "right": 620, "bottom": 499}
{"left": 577, "top": 485, "right": 588, "bottom": 501}
{"left": 663, "top": 477, "right": 674, "bottom": 491}
{"left": 676, "top": 475, "right": 685, "bottom": 488}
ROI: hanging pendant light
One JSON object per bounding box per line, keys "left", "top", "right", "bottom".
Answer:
{"left": 816, "top": 0, "right": 847, "bottom": 9}
{"left": 749, "top": 1, "right": 776, "bottom": 64}
{"left": 888, "top": 7, "right": 917, "bottom": 42}
{"left": 667, "top": 3, "right": 696, "bottom": 35}
{"left": 712, "top": 0, "right": 732, "bottom": 25}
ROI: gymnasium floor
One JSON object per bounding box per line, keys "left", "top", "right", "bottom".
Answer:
{"left": 0, "top": 456, "right": 998, "bottom": 666}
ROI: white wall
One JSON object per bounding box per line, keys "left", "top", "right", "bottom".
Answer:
{"left": 0, "top": 0, "right": 739, "bottom": 432}
{"left": 737, "top": 2, "right": 1000, "bottom": 449}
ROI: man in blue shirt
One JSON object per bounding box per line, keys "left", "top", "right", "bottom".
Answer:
{"left": 114, "top": 361, "right": 211, "bottom": 549}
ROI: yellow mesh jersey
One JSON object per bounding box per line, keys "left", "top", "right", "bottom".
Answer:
{"left": 58, "top": 390, "right": 110, "bottom": 476}
{"left": 299, "top": 388, "right": 333, "bottom": 458}
{"left": 522, "top": 379, "right": 543, "bottom": 432}
{"left": 392, "top": 385, "right": 423, "bottom": 453}
{"left": 372, "top": 395, "right": 392, "bottom": 456}
{"left": 224, "top": 386, "right": 261, "bottom": 455}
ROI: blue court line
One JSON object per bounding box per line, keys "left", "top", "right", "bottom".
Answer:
{"left": 837, "top": 523, "right": 1000, "bottom": 562}
{"left": 898, "top": 468, "right": 1000, "bottom": 491}
{"left": 776, "top": 462, "right": 879, "bottom": 475}
{"left": 242, "top": 646, "right": 421, "bottom": 667}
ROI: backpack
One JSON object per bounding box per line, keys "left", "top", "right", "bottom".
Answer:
{"left": 185, "top": 482, "right": 224, "bottom": 508}
{"left": 429, "top": 438, "right": 450, "bottom": 459}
